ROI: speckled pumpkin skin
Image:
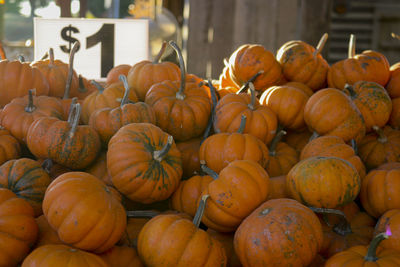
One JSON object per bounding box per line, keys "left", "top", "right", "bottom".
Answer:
{"left": 107, "top": 123, "right": 182, "bottom": 204}
{"left": 287, "top": 156, "right": 360, "bottom": 208}
{"left": 266, "top": 142, "right": 299, "bottom": 177}
{"left": 234, "top": 198, "right": 323, "bottom": 267}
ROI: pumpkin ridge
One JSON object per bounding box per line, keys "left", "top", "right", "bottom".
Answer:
{"left": 207, "top": 194, "right": 243, "bottom": 222}
{"left": 11, "top": 165, "right": 43, "bottom": 191}
{"left": 175, "top": 225, "right": 198, "bottom": 266}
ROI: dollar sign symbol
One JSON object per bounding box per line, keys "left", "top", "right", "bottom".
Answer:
{"left": 60, "top": 24, "right": 80, "bottom": 54}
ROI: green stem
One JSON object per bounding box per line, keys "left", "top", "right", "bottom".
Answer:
{"left": 313, "top": 33, "right": 328, "bottom": 57}
{"left": 169, "top": 41, "right": 186, "bottom": 100}
{"left": 201, "top": 79, "right": 218, "bottom": 144}
{"left": 237, "top": 114, "right": 247, "bottom": 134}
{"left": 348, "top": 34, "right": 356, "bottom": 58}
{"left": 200, "top": 161, "right": 218, "bottom": 180}
{"left": 364, "top": 233, "right": 389, "bottom": 261}
{"left": 24, "top": 89, "right": 36, "bottom": 113}
{"left": 344, "top": 84, "right": 357, "bottom": 99}
{"left": 153, "top": 41, "right": 167, "bottom": 63}
{"left": 126, "top": 210, "right": 160, "bottom": 218}
{"left": 372, "top": 126, "right": 387, "bottom": 143}
{"left": 40, "top": 51, "right": 48, "bottom": 60}
{"left": 67, "top": 103, "right": 81, "bottom": 139}
{"left": 41, "top": 159, "right": 53, "bottom": 174}
{"left": 63, "top": 41, "right": 80, "bottom": 99}
{"left": 193, "top": 195, "right": 209, "bottom": 228}
{"left": 351, "top": 139, "right": 358, "bottom": 155}
{"left": 308, "top": 206, "right": 351, "bottom": 235}
{"left": 18, "top": 55, "right": 25, "bottom": 62}
{"left": 247, "top": 82, "right": 256, "bottom": 110}
{"left": 119, "top": 74, "right": 131, "bottom": 107}
{"left": 49, "top": 48, "right": 55, "bottom": 66}
{"left": 309, "top": 131, "right": 320, "bottom": 142}
{"left": 91, "top": 80, "right": 105, "bottom": 94}
{"left": 153, "top": 136, "right": 173, "bottom": 162}
{"left": 269, "top": 130, "right": 287, "bottom": 156}
{"left": 236, "top": 71, "right": 264, "bottom": 94}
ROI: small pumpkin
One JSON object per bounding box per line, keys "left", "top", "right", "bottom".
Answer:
{"left": 99, "top": 245, "right": 144, "bottom": 267}
{"left": 374, "top": 209, "right": 400, "bottom": 252}
{"left": 176, "top": 137, "right": 202, "bottom": 179}
{"left": 34, "top": 215, "right": 63, "bottom": 248}
{"left": 0, "top": 127, "right": 21, "bottom": 166}
{"left": 219, "top": 63, "right": 239, "bottom": 90}
{"left": 85, "top": 152, "right": 112, "bottom": 186}
{"left": 106, "top": 64, "right": 131, "bottom": 85}
{"left": 207, "top": 229, "right": 241, "bottom": 267}
{"left": 284, "top": 129, "right": 313, "bottom": 154}
{"left": 266, "top": 175, "right": 289, "bottom": 200}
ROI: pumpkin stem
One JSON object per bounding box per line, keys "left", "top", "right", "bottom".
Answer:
{"left": 63, "top": 41, "right": 80, "bottom": 99}
{"left": 313, "top": 33, "right": 328, "bottom": 57}
{"left": 309, "top": 131, "right": 320, "bottom": 142}
{"left": 119, "top": 74, "right": 132, "bottom": 107}
{"left": 309, "top": 206, "right": 352, "bottom": 235}
{"left": 364, "top": 232, "right": 390, "bottom": 261}
{"left": 41, "top": 159, "right": 53, "bottom": 174}
{"left": 169, "top": 41, "right": 186, "bottom": 100}
{"left": 237, "top": 114, "right": 247, "bottom": 134}
{"left": 40, "top": 51, "right": 48, "bottom": 60}
{"left": 0, "top": 41, "right": 6, "bottom": 60}
{"left": 18, "top": 55, "right": 25, "bottom": 63}
{"left": 193, "top": 194, "right": 209, "bottom": 228}
{"left": 269, "top": 130, "right": 287, "bottom": 156}
{"left": 77, "top": 75, "right": 87, "bottom": 93}
{"left": 24, "top": 89, "right": 36, "bottom": 113}
{"left": 344, "top": 84, "right": 357, "bottom": 99}
{"left": 351, "top": 139, "right": 358, "bottom": 155}
{"left": 91, "top": 80, "right": 105, "bottom": 94}
{"left": 247, "top": 82, "right": 257, "bottom": 110}
{"left": 201, "top": 80, "right": 218, "bottom": 144}
{"left": 153, "top": 135, "right": 173, "bottom": 162}
{"left": 348, "top": 34, "right": 356, "bottom": 58}
{"left": 236, "top": 71, "right": 264, "bottom": 94}
{"left": 49, "top": 48, "right": 55, "bottom": 66}
{"left": 308, "top": 206, "right": 348, "bottom": 220}
{"left": 200, "top": 161, "right": 219, "bottom": 180}
{"left": 372, "top": 126, "right": 387, "bottom": 143}
{"left": 126, "top": 210, "right": 160, "bottom": 218}
{"left": 67, "top": 103, "right": 81, "bottom": 139}
{"left": 153, "top": 41, "right": 167, "bottom": 63}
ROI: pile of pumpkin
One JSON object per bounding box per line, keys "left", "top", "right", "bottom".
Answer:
{"left": 0, "top": 32, "right": 400, "bottom": 266}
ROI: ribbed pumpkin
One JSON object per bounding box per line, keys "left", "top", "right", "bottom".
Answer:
{"left": 89, "top": 75, "right": 156, "bottom": 145}
{"left": 214, "top": 83, "right": 278, "bottom": 144}
{"left": 37, "top": 159, "right": 70, "bottom": 181}
{"left": 22, "top": 244, "right": 108, "bottom": 267}
{"left": 267, "top": 175, "right": 289, "bottom": 200}
{"left": 300, "top": 135, "right": 366, "bottom": 180}
{"left": 137, "top": 199, "right": 227, "bottom": 266}
{"left": 200, "top": 115, "right": 269, "bottom": 173}
{"left": 85, "top": 152, "right": 112, "bottom": 186}
{"left": 234, "top": 198, "right": 323, "bottom": 267}
{"left": 390, "top": 98, "right": 400, "bottom": 129}
{"left": 219, "top": 64, "right": 239, "bottom": 90}
{"left": 145, "top": 42, "right": 211, "bottom": 141}
{"left": 34, "top": 215, "right": 63, "bottom": 248}
{"left": 287, "top": 156, "right": 360, "bottom": 208}
{"left": 276, "top": 33, "right": 330, "bottom": 91}
{"left": 207, "top": 229, "right": 241, "bottom": 267}
{"left": 360, "top": 168, "right": 400, "bottom": 218}
{"left": 284, "top": 129, "right": 313, "bottom": 154}
{"left": 0, "top": 127, "right": 21, "bottom": 166}
{"left": 176, "top": 137, "right": 202, "bottom": 179}
{"left": 99, "top": 246, "right": 144, "bottom": 267}
{"left": 304, "top": 88, "right": 366, "bottom": 142}
{"left": 27, "top": 103, "right": 101, "bottom": 170}
{"left": 106, "top": 64, "right": 131, "bottom": 85}
{"left": 227, "top": 44, "right": 284, "bottom": 91}
{"left": 387, "top": 62, "right": 400, "bottom": 128}
{"left": 0, "top": 188, "right": 38, "bottom": 267}
{"left": 0, "top": 89, "right": 64, "bottom": 143}
{"left": 358, "top": 126, "right": 400, "bottom": 170}
{"left": 107, "top": 123, "right": 182, "bottom": 204}
{"left": 43, "top": 172, "right": 126, "bottom": 253}
{"left": 199, "top": 160, "right": 270, "bottom": 232}
{"left": 344, "top": 81, "right": 392, "bottom": 132}
{"left": 374, "top": 209, "right": 400, "bottom": 252}
{"left": 0, "top": 59, "right": 49, "bottom": 107}
{"left": 0, "top": 158, "right": 51, "bottom": 217}
{"left": 327, "top": 34, "right": 390, "bottom": 89}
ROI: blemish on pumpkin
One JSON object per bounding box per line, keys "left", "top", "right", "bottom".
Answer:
{"left": 361, "top": 62, "right": 369, "bottom": 69}
{"left": 253, "top": 238, "right": 260, "bottom": 246}
{"left": 259, "top": 208, "right": 271, "bottom": 216}
{"left": 74, "top": 220, "right": 78, "bottom": 226}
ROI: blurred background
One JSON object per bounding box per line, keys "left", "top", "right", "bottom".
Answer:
{"left": 1, "top": 0, "right": 400, "bottom": 79}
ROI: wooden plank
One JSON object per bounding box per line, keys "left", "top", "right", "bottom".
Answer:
{"left": 276, "top": 0, "right": 299, "bottom": 51}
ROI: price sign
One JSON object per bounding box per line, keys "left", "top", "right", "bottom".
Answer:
{"left": 34, "top": 18, "right": 149, "bottom": 79}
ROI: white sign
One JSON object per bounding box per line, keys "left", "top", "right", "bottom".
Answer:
{"left": 34, "top": 18, "right": 149, "bottom": 79}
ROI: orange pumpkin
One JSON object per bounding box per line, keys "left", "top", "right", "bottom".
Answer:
{"left": 34, "top": 215, "right": 63, "bottom": 248}
{"left": 219, "top": 64, "right": 239, "bottom": 90}
{"left": 0, "top": 127, "right": 21, "bottom": 166}
{"left": 43, "top": 172, "right": 126, "bottom": 253}
{"left": 176, "top": 137, "right": 202, "bottom": 179}
{"left": 0, "top": 188, "right": 38, "bottom": 266}
{"left": 106, "top": 64, "right": 131, "bottom": 85}
{"left": 374, "top": 209, "right": 400, "bottom": 252}
{"left": 327, "top": 34, "right": 390, "bottom": 89}
{"left": 304, "top": 88, "right": 366, "bottom": 142}
{"left": 127, "top": 41, "right": 181, "bottom": 101}
{"left": 234, "top": 198, "right": 323, "bottom": 267}
{"left": 99, "top": 245, "right": 144, "bottom": 267}
{"left": 266, "top": 175, "right": 289, "bottom": 200}
{"left": 276, "top": 33, "right": 330, "bottom": 91}
{"left": 207, "top": 229, "right": 241, "bottom": 267}
{"left": 85, "top": 152, "right": 112, "bottom": 186}
{"left": 386, "top": 63, "right": 400, "bottom": 99}
{"left": 287, "top": 156, "right": 360, "bottom": 208}
{"left": 284, "top": 129, "right": 313, "bottom": 154}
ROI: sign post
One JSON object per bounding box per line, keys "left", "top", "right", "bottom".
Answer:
{"left": 34, "top": 18, "right": 149, "bottom": 79}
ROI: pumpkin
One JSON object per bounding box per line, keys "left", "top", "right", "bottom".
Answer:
{"left": 266, "top": 130, "right": 299, "bottom": 177}
{"left": 89, "top": 75, "right": 156, "bottom": 145}
{"left": 200, "top": 115, "right": 269, "bottom": 173}
{"left": 284, "top": 129, "right": 313, "bottom": 154}
{"left": 31, "top": 48, "right": 79, "bottom": 98}
{"left": 128, "top": 41, "right": 181, "bottom": 101}
{"left": 266, "top": 175, "right": 289, "bottom": 200}
{"left": 106, "top": 64, "right": 131, "bottom": 85}
{"left": 22, "top": 244, "right": 108, "bottom": 267}
{"left": 0, "top": 158, "right": 51, "bottom": 217}
{"left": 327, "top": 34, "right": 390, "bottom": 89}
{"left": 137, "top": 196, "right": 227, "bottom": 266}
{"left": 325, "top": 231, "right": 400, "bottom": 267}
{"left": 219, "top": 64, "right": 239, "bottom": 90}
{"left": 107, "top": 123, "right": 182, "bottom": 204}
{"left": 300, "top": 135, "right": 366, "bottom": 180}
{"left": 38, "top": 159, "right": 70, "bottom": 181}
{"left": 207, "top": 229, "right": 241, "bottom": 267}
{"left": 27, "top": 103, "right": 101, "bottom": 170}
{"left": 42, "top": 172, "right": 126, "bottom": 253}
{"left": 0, "top": 127, "right": 21, "bottom": 166}
{"left": 227, "top": 44, "right": 284, "bottom": 91}
{"left": 214, "top": 83, "right": 278, "bottom": 144}
{"left": 199, "top": 160, "right": 269, "bottom": 232}
{"left": 85, "top": 152, "right": 112, "bottom": 186}
{"left": 234, "top": 198, "right": 323, "bottom": 267}
{"left": 360, "top": 168, "right": 400, "bottom": 218}
{"left": 344, "top": 81, "right": 392, "bottom": 132}
{"left": 374, "top": 209, "right": 400, "bottom": 252}
{"left": 99, "top": 245, "right": 144, "bottom": 267}
{"left": 145, "top": 42, "right": 211, "bottom": 141}
{"left": 287, "top": 156, "right": 360, "bottom": 208}
{"left": 276, "top": 33, "right": 330, "bottom": 91}
{"left": 0, "top": 89, "right": 64, "bottom": 143}
{"left": 176, "top": 137, "right": 202, "bottom": 179}
{"left": 389, "top": 98, "right": 400, "bottom": 129}
{"left": 119, "top": 217, "right": 151, "bottom": 247}
{"left": 358, "top": 126, "right": 400, "bottom": 170}
{"left": 0, "top": 188, "right": 38, "bottom": 267}
{"left": 34, "top": 215, "right": 63, "bottom": 248}
{"left": 0, "top": 58, "right": 49, "bottom": 107}
{"left": 170, "top": 173, "right": 214, "bottom": 217}
{"left": 304, "top": 88, "right": 366, "bottom": 142}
